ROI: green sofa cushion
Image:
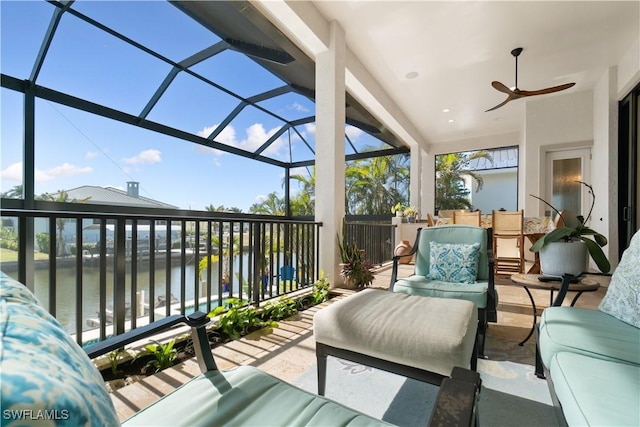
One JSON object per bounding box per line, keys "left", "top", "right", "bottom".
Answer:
{"left": 538, "top": 306, "right": 640, "bottom": 369}
{"left": 124, "top": 365, "right": 392, "bottom": 426}
{"left": 393, "top": 276, "right": 488, "bottom": 308}
{"left": 550, "top": 352, "right": 640, "bottom": 426}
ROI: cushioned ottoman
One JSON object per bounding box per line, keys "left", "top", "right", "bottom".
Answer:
{"left": 314, "top": 288, "right": 478, "bottom": 394}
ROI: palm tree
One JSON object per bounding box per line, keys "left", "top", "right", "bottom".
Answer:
{"left": 248, "top": 192, "right": 285, "bottom": 216}
{"left": 289, "top": 167, "right": 315, "bottom": 216}
{"left": 346, "top": 153, "right": 409, "bottom": 215}
{"left": 205, "top": 204, "right": 242, "bottom": 213}
{"left": 1, "top": 185, "right": 23, "bottom": 199}
{"left": 435, "top": 151, "right": 493, "bottom": 212}
{"left": 39, "top": 190, "right": 90, "bottom": 256}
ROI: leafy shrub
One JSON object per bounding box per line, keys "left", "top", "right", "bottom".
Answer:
{"left": 36, "top": 232, "right": 50, "bottom": 254}
{"left": 262, "top": 297, "right": 298, "bottom": 321}
{"left": 136, "top": 339, "right": 178, "bottom": 373}
{"left": 209, "top": 298, "right": 277, "bottom": 341}
{"left": 0, "top": 227, "right": 19, "bottom": 251}
{"left": 311, "top": 273, "right": 330, "bottom": 305}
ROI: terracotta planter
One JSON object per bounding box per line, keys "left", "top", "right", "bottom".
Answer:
{"left": 394, "top": 240, "right": 413, "bottom": 264}
{"left": 539, "top": 240, "right": 588, "bottom": 277}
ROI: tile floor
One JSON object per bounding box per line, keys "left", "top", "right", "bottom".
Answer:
{"left": 109, "top": 263, "right": 608, "bottom": 421}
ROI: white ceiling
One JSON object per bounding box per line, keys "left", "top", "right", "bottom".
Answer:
{"left": 311, "top": 1, "right": 639, "bottom": 145}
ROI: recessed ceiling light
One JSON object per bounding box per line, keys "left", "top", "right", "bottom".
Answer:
{"left": 442, "top": 108, "right": 451, "bottom": 113}
{"left": 448, "top": 119, "right": 455, "bottom": 123}
{"left": 405, "top": 71, "right": 419, "bottom": 79}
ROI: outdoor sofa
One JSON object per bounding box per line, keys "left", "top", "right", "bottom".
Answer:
{"left": 0, "top": 272, "right": 480, "bottom": 426}
{"left": 537, "top": 230, "right": 640, "bottom": 426}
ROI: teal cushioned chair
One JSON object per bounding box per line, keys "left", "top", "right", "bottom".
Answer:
{"left": 389, "top": 225, "right": 497, "bottom": 356}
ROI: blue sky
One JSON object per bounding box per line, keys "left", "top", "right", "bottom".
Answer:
{"left": 1, "top": 0, "right": 378, "bottom": 211}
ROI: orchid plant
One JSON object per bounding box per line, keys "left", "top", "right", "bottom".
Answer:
{"left": 529, "top": 181, "right": 610, "bottom": 273}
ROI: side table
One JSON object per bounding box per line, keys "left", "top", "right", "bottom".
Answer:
{"left": 510, "top": 273, "right": 600, "bottom": 346}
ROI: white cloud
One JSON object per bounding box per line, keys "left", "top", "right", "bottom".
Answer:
{"left": 304, "top": 123, "right": 316, "bottom": 134}
{"left": 346, "top": 125, "right": 363, "bottom": 140}
{"left": 122, "top": 149, "right": 161, "bottom": 165}
{"left": 1, "top": 161, "right": 93, "bottom": 182}
{"left": 290, "top": 102, "right": 309, "bottom": 113}
{"left": 196, "top": 123, "right": 285, "bottom": 158}
{"left": 85, "top": 151, "right": 99, "bottom": 160}
{"left": 0, "top": 162, "right": 22, "bottom": 181}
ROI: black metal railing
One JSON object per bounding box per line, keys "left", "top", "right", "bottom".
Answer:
{"left": 344, "top": 215, "right": 395, "bottom": 265}
{"left": 1, "top": 201, "right": 321, "bottom": 347}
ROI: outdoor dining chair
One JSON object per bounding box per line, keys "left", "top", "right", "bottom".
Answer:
{"left": 492, "top": 210, "right": 525, "bottom": 276}
{"left": 453, "top": 210, "right": 481, "bottom": 226}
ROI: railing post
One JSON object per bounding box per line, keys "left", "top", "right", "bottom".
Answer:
{"left": 252, "top": 222, "right": 261, "bottom": 305}
{"left": 115, "top": 218, "right": 127, "bottom": 336}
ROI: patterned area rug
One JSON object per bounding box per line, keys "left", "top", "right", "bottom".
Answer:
{"left": 291, "top": 335, "right": 558, "bottom": 427}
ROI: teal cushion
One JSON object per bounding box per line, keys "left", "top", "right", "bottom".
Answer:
{"left": 0, "top": 273, "right": 119, "bottom": 427}
{"left": 599, "top": 229, "right": 640, "bottom": 327}
{"left": 124, "top": 365, "right": 392, "bottom": 426}
{"left": 538, "top": 306, "right": 640, "bottom": 369}
{"left": 429, "top": 242, "right": 480, "bottom": 284}
{"left": 550, "top": 352, "right": 640, "bottom": 426}
{"left": 393, "top": 276, "right": 488, "bottom": 308}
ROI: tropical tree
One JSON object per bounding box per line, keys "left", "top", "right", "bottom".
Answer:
{"left": 346, "top": 153, "right": 409, "bottom": 215}
{"left": 248, "top": 192, "right": 285, "bottom": 216}
{"left": 38, "top": 190, "right": 91, "bottom": 256}
{"left": 1, "top": 185, "right": 23, "bottom": 199}
{"left": 204, "top": 204, "right": 242, "bottom": 213}
{"left": 435, "top": 151, "right": 493, "bottom": 212}
{"left": 289, "top": 167, "right": 315, "bottom": 216}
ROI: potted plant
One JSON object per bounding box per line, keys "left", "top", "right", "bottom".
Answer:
{"left": 391, "top": 203, "right": 406, "bottom": 218}
{"left": 403, "top": 206, "right": 419, "bottom": 223}
{"left": 530, "top": 181, "right": 610, "bottom": 276}
{"left": 337, "top": 238, "right": 374, "bottom": 288}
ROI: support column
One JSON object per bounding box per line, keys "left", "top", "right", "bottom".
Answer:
{"left": 410, "top": 144, "right": 422, "bottom": 217}
{"left": 315, "top": 21, "right": 346, "bottom": 287}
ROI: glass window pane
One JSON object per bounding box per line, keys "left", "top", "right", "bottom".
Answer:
{"left": 257, "top": 92, "right": 314, "bottom": 122}
{"left": 286, "top": 124, "right": 316, "bottom": 163}
{"left": 146, "top": 72, "right": 239, "bottom": 135}
{"left": 0, "top": 1, "right": 53, "bottom": 79}
{"left": 190, "top": 50, "right": 284, "bottom": 98}
{"left": 346, "top": 126, "right": 385, "bottom": 154}
{"left": 37, "top": 12, "right": 172, "bottom": 115}
{"left": 220, "top": 105, "right": 288, "bottom": 157}
{"left": 552, "top": 158, "right": 582, "bottom": 214}
{"left": 70, "top": 1, "right": 220, "bottom": 62}
{"left": 1, "top": 88, "right": 24, "bottom": 197}
{"left": 33, "top": 99, "right": 286, "bottom": 212}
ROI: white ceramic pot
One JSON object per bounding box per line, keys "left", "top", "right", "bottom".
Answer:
{"left": 539, "top": 240, "right": 589, "bottom": 277}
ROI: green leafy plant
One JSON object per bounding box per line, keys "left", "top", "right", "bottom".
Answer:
{"left": 209, "top": 298, "right": 276, "bottom": 340}
{"left": 391, "top": 202, "right": 406, "bottom": 215}
{"left": 311, "top": 272, "right": 330, "bottom": 304}
{"left": 262, "top": 297, "right": 298, "bottom": 321}
{"left": 338, "top": 237, "right": 374, "bottom": 288}
{"left": 137, "top": 339, "right": 178, "bottom": 373}
{"left": 107, "top": 348, "right": 127, "bottom": 375}
{"left": 530, "top": 181, "right": 610, "bottom": 273}
{"left": 403, "top": 206, "right": 419, "bottom": 218}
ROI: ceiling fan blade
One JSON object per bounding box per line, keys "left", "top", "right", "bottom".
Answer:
{"left": 519, "top": 82, "right": 576, "bottom": 97}
{"left": 491, "top": 81, "right": 515, "bottom": 95}
{"left": 485, "top": 95, "right": 516, "bottom": 112}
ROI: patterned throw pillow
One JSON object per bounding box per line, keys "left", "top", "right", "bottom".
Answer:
{"left": 599, "top": 230, "right": 640, "bottom": 327}
{"left": 429, "top": 242, "right": 480, "bottom": 284}
{"left": 0, "top": 273, "right": 120, "bottom": 427}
